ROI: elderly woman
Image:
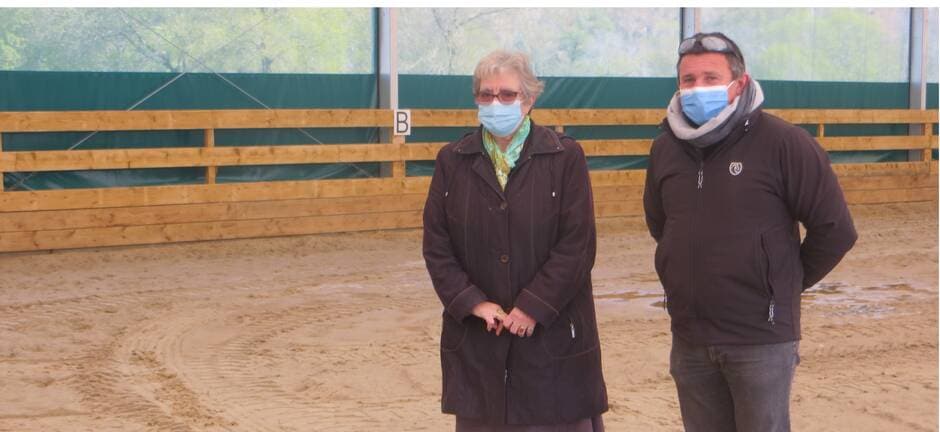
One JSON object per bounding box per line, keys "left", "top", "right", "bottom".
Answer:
{"left": 423, "top": 50, "right": 608, "bottom": 431}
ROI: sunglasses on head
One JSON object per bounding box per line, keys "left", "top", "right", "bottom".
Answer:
{"left": 678, "top": 35, "right": 742, "bottom": 62}
{"left": 474, "top": 89, "right": 522, "bottom": 105}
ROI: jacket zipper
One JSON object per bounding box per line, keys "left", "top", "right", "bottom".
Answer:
{"left": 764, "top": 251, "right": 776, "bottom": 326}
{"left": 504, "top": 367, "right": 510, "bottom": 423}
{"left": 691, "top": 159, "right": 704, "bottom": 317}
{"left": 768, "top": 298, "right": 776, "bottom": 326}
{"left": 759, "top": 238, "right": 777, "bottom": 327}
{"left": 697, "top": 161, "right": 704, "bottom": 190}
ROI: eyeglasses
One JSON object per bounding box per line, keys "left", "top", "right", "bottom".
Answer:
{"left": 678, "top": 35, "right": 742, "bottom": 62}
{"left": 474, "top": 89, "right": 522, "bottom": 105}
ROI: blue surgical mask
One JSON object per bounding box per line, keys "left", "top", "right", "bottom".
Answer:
{"left": 478, "top": 99, "right": 524, "bottom": 138}
{"left": 680, "top": 81, "right": 737, "bottom": 126}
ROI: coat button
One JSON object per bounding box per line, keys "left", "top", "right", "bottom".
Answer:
{"left": 499, "top": 254, "right": 510, "bottom": 264}
{"left": 499, "top": 202, "right": 508, "bottom": 210}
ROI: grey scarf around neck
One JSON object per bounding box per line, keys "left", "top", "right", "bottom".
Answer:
{"left": 666, "top": 79, "right": 765, "bottom": 149}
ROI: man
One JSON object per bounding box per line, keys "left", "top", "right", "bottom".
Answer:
{"left": 643, "top": 32, "right": 857, "bottom": 432}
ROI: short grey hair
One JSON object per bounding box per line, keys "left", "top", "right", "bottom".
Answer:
{"left": 472, "top": 50, "right": 545, "bottom": 102}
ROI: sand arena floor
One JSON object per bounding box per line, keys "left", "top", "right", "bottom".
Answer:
{"left": 0, "top": 201, "right": 936, "bottom": 431}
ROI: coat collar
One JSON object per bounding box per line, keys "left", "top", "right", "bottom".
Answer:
{"left": 661, "top": 108, "right": 765, "bottom": 160}
{"left": 452, "top": 119, "right": 565, "bottom": 157}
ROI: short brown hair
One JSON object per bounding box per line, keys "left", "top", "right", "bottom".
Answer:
{"left": 676, "top": 32, "right": 746, "bottom": 79}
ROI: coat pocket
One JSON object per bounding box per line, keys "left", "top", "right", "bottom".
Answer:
{"left": 540, "top": 313, "right": 578, "bottom": 359}
{"left": 440, "top": 313, "right": 468, "bottom": 352}
{"left": 759, "top": 225, "right": 800, "bottom": 299}
{"left": 654, "top": 237, "right": 688, "bottom": 317}
{"left": 539, "top": 305, "right": 598, "bottom": 359}
{"left": 654, "top": 240, "right": 669, "bottom": 285}
{"left": 759, "top": 225, "right": 800, "bottom": 326}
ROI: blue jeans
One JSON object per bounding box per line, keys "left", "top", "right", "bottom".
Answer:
{"left": 669, "top": 335, "right": 800, "bottom": 432}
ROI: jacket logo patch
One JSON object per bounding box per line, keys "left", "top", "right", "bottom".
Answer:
{"left": 729, "top": 162, "right": 743, "bottom": 176}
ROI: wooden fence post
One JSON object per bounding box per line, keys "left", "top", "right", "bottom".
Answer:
{"left": 923, "top": 122, "right": 933, "bottom": 162}
{"left": 392, "top": 135, "right": 406, "bottom": 179}
{"left": 0, "top": 132, "right": 4, "bottom": 192}
{"left": 205, "top": 129, "right": 216, "bottom": 184}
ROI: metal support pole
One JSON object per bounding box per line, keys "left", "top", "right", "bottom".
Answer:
{"left": 908, "top": 8, "right": 928, "bottom": 161}
{"left": 680, "top": 8, "right": 699, "bottom": 39}
{"left": 376, "top": 8, "right": 400, "bottom": 177}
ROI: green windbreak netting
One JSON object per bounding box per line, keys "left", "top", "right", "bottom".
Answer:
{"left": 401, "top": 75, "right": 927, "bottom": 177}
{"left": 1, "top": 71, "right": 378, "bottom": 190}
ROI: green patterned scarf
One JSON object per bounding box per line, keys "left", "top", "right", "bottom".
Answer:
{"left": 482, "top": 116, "right": 531, "bottom": 190}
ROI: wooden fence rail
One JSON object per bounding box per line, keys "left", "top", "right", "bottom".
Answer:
{"left": 0, "top": 108, "right": 936, "bottom": 252}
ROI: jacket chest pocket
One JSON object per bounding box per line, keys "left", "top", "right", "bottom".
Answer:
{"left": 443, "top": 177, "right": 486, "bottom": 239}
{"left": 443, "top": 174, "right": 469, "bottom": 225}
{"left": 442, "top": 186, "right": 468, "bottom": 250}
{"left": 443, "top": 174, "right": 504, "bottom": 264}
{"left": 508, "top": 160, "right": 561, "bottom": 238}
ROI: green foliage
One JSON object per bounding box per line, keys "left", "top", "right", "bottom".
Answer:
{"left": 0, "top": 8, "right": 374, "bottom": 73}
{"left": 397, "top": 8, "right": 680, "bottom": 77}
{"left": 702, "top": 8, "right": 910, "bottom": 82}
{"left": 0, "top": 7, "right": 933, "bottom": 83}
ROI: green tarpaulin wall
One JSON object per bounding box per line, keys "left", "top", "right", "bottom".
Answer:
{"left": 0, "top": 71, "right": 380, "bottom": 190}
{"left": 400, "top": 76, "right": 933, "bottom": 176}
{"left": 0, "top": 70, "right": 936, "bottom": 189}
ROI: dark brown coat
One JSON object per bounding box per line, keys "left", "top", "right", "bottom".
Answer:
{"left": 423, "top": 122, "right": 608, "bottom": 425}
